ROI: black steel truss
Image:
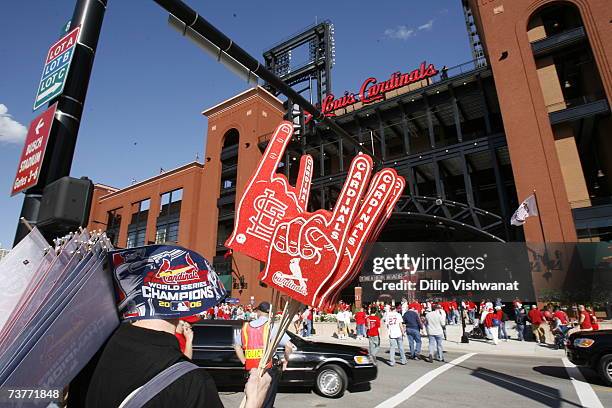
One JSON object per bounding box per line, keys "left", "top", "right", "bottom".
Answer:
{"left": 394, "top": 195, "right": 505, "bottom": 242}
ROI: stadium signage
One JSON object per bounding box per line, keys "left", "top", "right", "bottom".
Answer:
{"left": 306, "top": 61, "right": 438, "bottom": 123}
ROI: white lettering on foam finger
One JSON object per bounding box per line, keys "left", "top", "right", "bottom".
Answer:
{"left": 330, "top": 163, "right": 369, "bottom": 240}
{"left": 272, "top": 271, "right": 308, "bottom": 296}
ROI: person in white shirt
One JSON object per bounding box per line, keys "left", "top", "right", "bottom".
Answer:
{"left": 425, "top": 304, "right": 446, "bottom": 363}
{"left": 401, "top": 298, "right": 409, "bottom": 315}
{"left": 337, "top": 308, "right": 351, "bottom": 339}
{"left": 344, "top": 309, "right": 353, "bottom": 337}
{"left": 437, "top": 305, "right": 448, "bottom": 340}
{"left": 386, "top": 305, "right": 407, "bottom": 366}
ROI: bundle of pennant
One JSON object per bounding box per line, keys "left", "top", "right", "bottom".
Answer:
{"left": 226, "top": 121, "right": 404, "bottom": 311}
{"left": 0, "top": 228, "right": 119, "bottom": 404}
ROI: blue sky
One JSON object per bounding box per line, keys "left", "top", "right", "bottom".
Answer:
{"left": 0, "top": 0, "right": 471, "bottom": 248}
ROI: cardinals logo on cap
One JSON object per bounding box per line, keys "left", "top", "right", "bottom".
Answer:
{"left": 108, "top": 245, "right": 226, "bottom": 321}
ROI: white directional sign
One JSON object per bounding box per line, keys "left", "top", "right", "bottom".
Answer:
{"left": 33, "top": 26, "right": 80, "bottom": 111}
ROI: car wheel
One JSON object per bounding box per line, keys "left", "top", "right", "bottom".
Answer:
{"left": 598, "top": 354, "right": 612, "bottom": 386}
{"left": 315, "top": 364, "right": 348, "bottom": 398}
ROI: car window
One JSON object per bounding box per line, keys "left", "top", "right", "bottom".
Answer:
{"left": 193, "top": 325, "right": 234, "bottom": 347}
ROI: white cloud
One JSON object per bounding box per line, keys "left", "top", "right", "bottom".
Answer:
{"left": 418, "top": 19, "right": 434, "bottom": 31}
{"left": 385, "top": 19, "right": 434, "bottom": 40}
{"left": 0, "top": 104, "right": 27, "bottom": 144}
{"left": 384, "top": 25, "right": 415, "bottom": 40}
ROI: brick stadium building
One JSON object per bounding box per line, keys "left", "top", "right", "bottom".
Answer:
{"left": 88, "top": 0, "right": 611, "bottom": 304}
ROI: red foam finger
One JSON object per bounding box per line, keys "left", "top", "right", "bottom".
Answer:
{"left": 369, "top": 175, "right": 405, "bottom": 243}
{"left": 328, "top": 154, "right": 373, "bottom": 250}
{"left": 295, "top": 155, "right": 314, "bottom": 212}
{"left": 316, "top": 170, "right": 397, "bottom": 307}
{"left": 225, "top": 121, "right": 306, "bottom": 262}
{"left": 284, "top": 216, "right": 306, "bottom": 257}
{"left": 257, "top": 122, "right": 294, "bottom": 180}
{"left": 323, "top": 174, "right": 405, "bottom": 309}
{"left": 260, "top": 218, "right": 293, "bottom": 282}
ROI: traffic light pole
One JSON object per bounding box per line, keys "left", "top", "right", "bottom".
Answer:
{"left": 14, "top": 0, "right": 375, "bottom": 245}
{"left": 151, "top": 0, "right": 378, "bottom": 162}
{"left": 13, "top": 0, "right": 108, "bottom": 246}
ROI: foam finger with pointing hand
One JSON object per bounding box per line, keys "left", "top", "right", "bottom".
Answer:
{"left": 260, "top": 154, "right": 373, "bottom": 306}
{"left": 225, "top": 121, "right": 314, "bottom": 262}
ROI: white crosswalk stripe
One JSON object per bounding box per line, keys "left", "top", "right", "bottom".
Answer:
{"left": 562, "top": 357, "right": 604, "bottom": 408}
{"left": 374, "top": 353, "right": 477, "bottom": 408}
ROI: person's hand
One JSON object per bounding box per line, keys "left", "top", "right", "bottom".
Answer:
{"left": 244, "top": 369, "right": 272, "bottom": 408}
{"left": 225, "top": 122, "right": 314, "bottom": 262}
{"left": 183, "top": 323, "right": 193, "bottom": 343}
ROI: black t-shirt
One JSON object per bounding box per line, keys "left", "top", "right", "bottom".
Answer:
{"left": 84, "top": 323, "right": 224, "bottom": 408}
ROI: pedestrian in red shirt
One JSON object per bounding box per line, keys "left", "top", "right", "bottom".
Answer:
{"left": 366, "top": 307, "right": 381, "bottom": 362}
{"left": 528, "top": 305, "right": 546, "bottom": 344}
{"left": 481, "top": 304, "right": 499, "bottom": 345}
{"left": 553, "top": 307, "right": 569, "bottom": 325}
{"left": 355, "top": 308, "right": 367, "bottom": 339}
{"left": 441, "top": 301, "right": 451, "bottom": 324}
{"left": 467, "top": 300, "right": 476, "bottom": 324}
{"left": 588, "top": 309, "right": 599, "bottom": 330}
{"left": 578, "top": 305, "right": 593, "bottom": 330}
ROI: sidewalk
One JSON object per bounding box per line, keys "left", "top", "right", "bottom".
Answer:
{"left": 292, "top": 321, "right": 611, "bottom": 358}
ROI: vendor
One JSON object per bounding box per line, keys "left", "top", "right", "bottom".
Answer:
{"left": 234, "top": 301, "right": 294, "bottom": 408}
{"left": 79, "top": 245, "right": 271, "bottom": 408}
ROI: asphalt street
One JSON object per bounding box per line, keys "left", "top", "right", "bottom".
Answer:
{"left": 218, "top": 348, "right": 612, "bottom": 408}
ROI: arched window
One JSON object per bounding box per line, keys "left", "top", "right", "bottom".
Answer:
{"left": 223, "top": 128, "right": 239, "bottom": 148}
{"left": 219, "top": 128, "right": 240, "bottom": 194}
{"left": 215, "top": 128, "right": 240, "bottom": 280}
{"left": 527, "top": 2, "right": 583, "bottom": 42}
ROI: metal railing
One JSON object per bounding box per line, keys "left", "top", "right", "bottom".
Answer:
{"left": 531, "top": 26, "right": 586, "bottom": 55}
{"left": 428, "top": 57, "right": 488, "bottom": 85}
{"left": 546, "top": 94, "right": 607, "bottom": 112}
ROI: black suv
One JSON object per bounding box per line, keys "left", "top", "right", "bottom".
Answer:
{"left": 191, "top": 320, "right": 377, "bottom": 398}
{"left": 566, "top": 329, "right": 612, "bottom": 386}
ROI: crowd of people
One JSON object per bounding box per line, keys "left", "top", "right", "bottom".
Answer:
{"left": 173, "top": 298, "right": 603, "bottom": 369}
{"left": 317, "top": 299, "right": 603, "bottom": 364}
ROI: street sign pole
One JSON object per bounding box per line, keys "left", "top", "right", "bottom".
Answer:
{"left": 14, "top": 0, "right": 108, "bottom": 246}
